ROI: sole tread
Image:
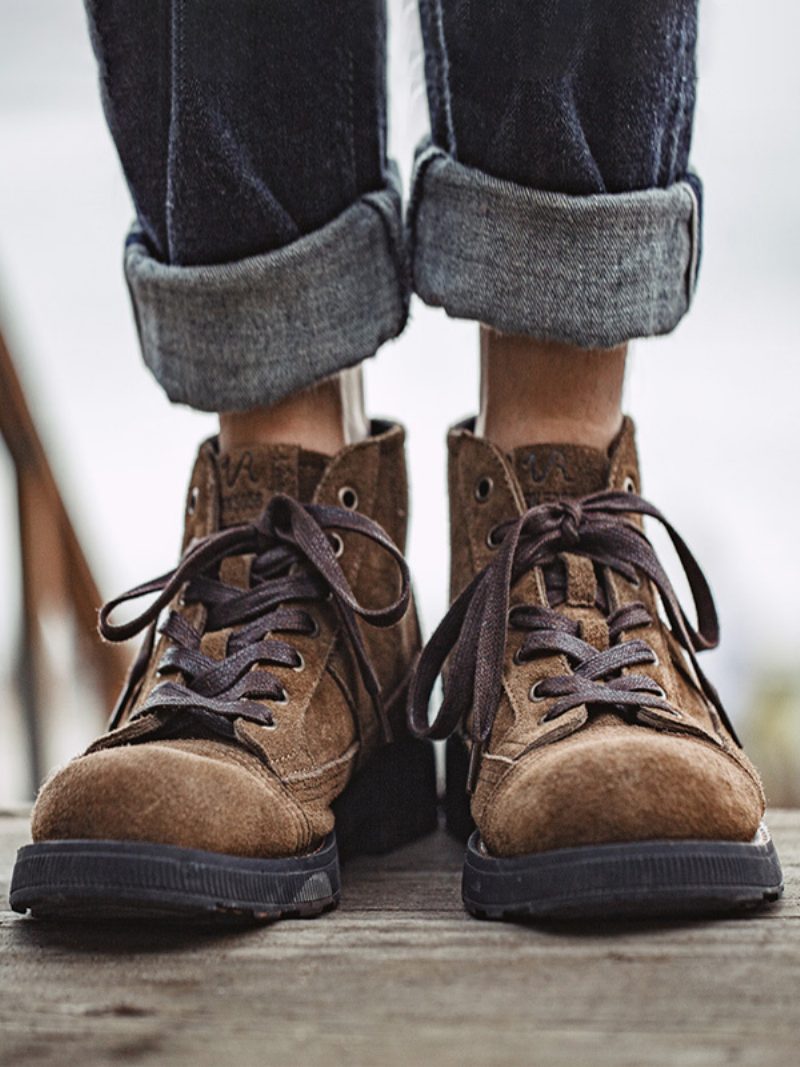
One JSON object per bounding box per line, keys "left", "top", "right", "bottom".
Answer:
{"left": 462, "top": 826, "right": 785, "bottom": 921}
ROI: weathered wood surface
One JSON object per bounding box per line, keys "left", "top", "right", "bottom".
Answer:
{"left": 1, "top": 810, "right": 798, "bottom": 1067}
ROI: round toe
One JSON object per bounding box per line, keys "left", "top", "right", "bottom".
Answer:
{"left": 31, "top": 743, "right": 313, "bottom": 858}
{"left": 479, "top": 728, "right": 765, "bottom": 857}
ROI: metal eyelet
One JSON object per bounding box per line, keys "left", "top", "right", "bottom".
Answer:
{"left": 263, "top": 720, "right": 279, "bottom": 731}
{"left": 623, "top": 476, "right": 637, "bottom": 494}
{"left": 307, "top": 618, "right": 321, "bottom": 639}
{"left": 338, "top": 486, "right": 359, "bottom": 511}
{"left": 486, "top": 525, "right": 503, "bottom": 549}
{"left": 474, "top": 476, "right": 493, "bottom": 503}
{"left": 529, "top": 680, "right": 546, "bottom": 702}
{"left": 330, "top": 533, "right": 344, "bottom": 558}
{"left": 651, "top": 686, "right": 680, "bottom": 716}
{"left": 292, "top": 653, "right": 305, "bottom": 673}
{"left": 187, "top": 486, "right": 199, "bottom": 516}
{"left": 512, "top": 649, "right": 526, "bottom": 666}
{"left": 274, "top": 688, "right": 289, "bottom": 705}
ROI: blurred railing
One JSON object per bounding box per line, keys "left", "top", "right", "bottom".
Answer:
{"left": 1, "top": 324, "right": 129, "bottom": 796}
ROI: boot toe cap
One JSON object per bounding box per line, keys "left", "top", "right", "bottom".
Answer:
{"left": 31, "top": 744, "right": 313, "bottom": 858}
{"left": 479, "top": 730, "right": 764, "bottom": 857}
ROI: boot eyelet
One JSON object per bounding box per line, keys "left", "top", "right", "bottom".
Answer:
{"left": 187, "top": 486, "right": 199, "bottom": 516}
{"left": 275, "top": 688, "right": 289, "bottom": 705}
{"left": 623, "top": 476, "right": 637, "bottom": 494}
{"left": 474, "top": 476, "right": 493, "bottom": 503}
{"left": 529, "top": 680, "right": 546, "bottom": 702}
{"left": 338, "top": 486, "right": 359, "bottom": 510}
{"left": 512, "top": 649, "right": 526, "bottom": 666}
{"left": 652, "top": 685, "right": 667, "bottom": 700}
{"left": 263, "top": 720, "right": 279, "bottom": 731}
{"left": 486, "top": 525, "right": 503, "bottom": 549}
{"left": 307, "top": 619, "right": 321, "bottom": 638}
{"left": 330, "top": 533, "right": 344, "bottom": 558}
{"left": 292, "top": 653, "right": 305, "bottom": 673}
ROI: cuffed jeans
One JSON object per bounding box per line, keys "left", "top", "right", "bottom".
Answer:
{"left": 86, "top": 0, "right": 701, "bottom": 413}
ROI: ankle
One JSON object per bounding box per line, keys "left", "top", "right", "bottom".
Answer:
{"left": 218, "top": 369, "right": 368, "bottom": 456}
{"left": 477, "top": 327, "right": 626, "bottom": 454}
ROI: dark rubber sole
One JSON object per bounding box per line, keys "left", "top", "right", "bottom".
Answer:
{"left": 446, "top": 737, "right": 784, "bottom": 920}
{"left": 9, "top": 738, "right": 438, "bottom": 924}
{"left": 9, "top": 835, "right": 340, "bottom": 924}
{"left": 462, "top": 826, "right": 784, "bottom": 920}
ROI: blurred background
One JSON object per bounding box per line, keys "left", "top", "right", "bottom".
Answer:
{"left": 1, "top": 0, "right": 799, "bottom": 806}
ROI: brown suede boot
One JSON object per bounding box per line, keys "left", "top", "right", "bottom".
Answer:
{"left": 11, "top": 421, "right": 437, "bottom": 922}
{"left": 410, "top": 418, "right": 783, "bottom": 919}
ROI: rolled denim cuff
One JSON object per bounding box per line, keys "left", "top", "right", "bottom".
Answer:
{"left": 409, "top": 146, "right": 701, "bottom": 348}
{"left": 125, "top": 173, "right": 408, "bottom": 412}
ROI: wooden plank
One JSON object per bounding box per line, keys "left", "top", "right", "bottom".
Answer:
{"left": 0, "top": 812, "right": 798, "bottom": 1066}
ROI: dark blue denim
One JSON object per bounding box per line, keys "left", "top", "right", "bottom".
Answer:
{"left": 86, "top": 0, "right": 702, "bottom": 410}
{"left": 85, "top": 0, "right": 390, "bottom": 267}
{"left": 419, "top": 0, "right": 698, "bottom": 197}
{"left": 86, "top": 0, "right": 698, "bottom": 268}
{"left": 408, "top": 0, "right": 702, "bottom": 353}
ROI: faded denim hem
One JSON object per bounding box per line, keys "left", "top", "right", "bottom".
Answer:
{"left": 408, "top": 145, "right": 701, "bottom": 348}
{"left": 125, "top": 175, "right": 409, "bottom": 412}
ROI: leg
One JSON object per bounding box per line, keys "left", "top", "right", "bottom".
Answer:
{"left": 409, "top": 1, "right": 782, "bottom": 919}
{"left": 218, "top": 368, "right": 369, "bottom": 455}
{"left": 414, "top": 0, "right": 700, "bottom": 448}
{"left": 11, "top": 2, "right": 439, "bottom": 924}
{"left": 475, "top": 333, "right": 626, "bottom": 453}
{"left": 470, "top": 0, "right": 697, "bottom": 450}
{"left": 85, "top": 0, "right": 406, "bottom": 449}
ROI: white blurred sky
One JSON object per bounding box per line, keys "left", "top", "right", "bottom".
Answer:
{"left": 1, "top": 1, "right": 799, "bottom": 780}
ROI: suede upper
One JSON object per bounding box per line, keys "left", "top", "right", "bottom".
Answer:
{"left": 421, "top": 417, "right": 765, "bottom": 856}
{"left": 33, "top": 423, "right": 421, "bottom": 857}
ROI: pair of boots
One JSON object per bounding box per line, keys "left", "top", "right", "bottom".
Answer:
{"left": 10, "top": 418, "right": 783, "bottom": 922}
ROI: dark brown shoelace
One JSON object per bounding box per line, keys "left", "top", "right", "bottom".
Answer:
{"left": 100, "top": 494, "right": 410, "bottom": 741}
{"left": 408, "top": 491, "right": 737, "bottom": 789}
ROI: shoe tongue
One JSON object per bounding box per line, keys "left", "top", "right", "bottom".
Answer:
{"left": 216, "top": 442, "right": 329, "bottom": 527}
{"left": 510, "top": 442, "right": 610, "bottom": 507}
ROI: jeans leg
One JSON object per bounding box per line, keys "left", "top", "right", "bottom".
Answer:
{"left": 85, "top": 0, "right": 407, "bottom": 411}
{"left": 411, "top": 0, "right": 701, "bottom": 347}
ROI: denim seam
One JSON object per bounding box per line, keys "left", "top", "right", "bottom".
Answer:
{"left": 343, "top": 39, "right": 358, "bottom": 203}
{"left": 364, "top": 162, "right": 412, "bottom": 323}
{"left": 406, "top": 140, "right": 442, "bottom": 262}
{"left": 420, "top": 0, "right": 456, "bottom": 155}
{"left": 165, "top": 0, "right": 183, "bottom": 263}
{"left": 363, "top": 195, "right": 411, "bottom": 329}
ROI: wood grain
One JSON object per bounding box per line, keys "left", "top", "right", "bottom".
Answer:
{"left": 1, "top": 812, "right": 798, "bottom": 1067}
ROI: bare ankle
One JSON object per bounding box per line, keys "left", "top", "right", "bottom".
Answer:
{"left": 218, "top": 368, "right": 368, "bottom": 455}
{"left": 477, "top": 326, "right": 626, "bottom": 454}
